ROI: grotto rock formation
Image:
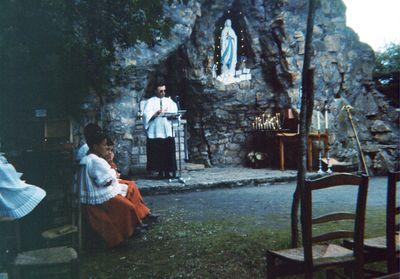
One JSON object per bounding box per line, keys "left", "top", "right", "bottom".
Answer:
{"left": 77, "top": 0, "right": 399, "bottom": 175}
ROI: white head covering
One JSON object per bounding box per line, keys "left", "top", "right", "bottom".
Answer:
{"left": 0, "top": 154, "right": 46, "bottom": 219}
{"left": 75, "top": 143, "right": 89, "bottom": 162}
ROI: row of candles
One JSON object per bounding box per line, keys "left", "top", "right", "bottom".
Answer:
{"left": 252, "top": 113, "right": 281, "bottom": 131}
{"left": 251, "top": 109, "right": 329, "bottom": 131}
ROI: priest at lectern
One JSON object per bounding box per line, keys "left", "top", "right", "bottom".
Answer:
{"left": 143, "top": 83, "right": 178, "bottom": 179}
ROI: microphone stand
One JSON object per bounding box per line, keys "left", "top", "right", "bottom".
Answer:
{"left": 168, "top": 111, "right": 188, "bottom": 184}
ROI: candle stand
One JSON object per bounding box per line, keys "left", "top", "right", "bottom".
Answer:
{"left": 326, "top": 145, "right": 333, "bottom": 174}
{"left": 316, "top": 132, "right": 324, "bottom": 174}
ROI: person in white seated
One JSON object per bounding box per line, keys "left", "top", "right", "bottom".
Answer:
{"left": 143, "top": 82, "right": 178, "bottom": 179}
{"left": 75, "top": 123, "right": 102, "bottom": 162}
{"left": 79, "top": 130, "right": 146, "bottom": 248}
{"left": 0, "top": 154, "right": 46, "bottom": 221}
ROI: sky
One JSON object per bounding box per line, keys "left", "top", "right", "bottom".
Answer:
{"left": 342, "top": 0, "right": 400, "bottom": 51}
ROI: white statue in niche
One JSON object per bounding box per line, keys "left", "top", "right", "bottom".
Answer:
{"left": 220, "top": 19, "right": 237, "bottom": 78}
{"left": 216, "top": 19, "right": 251, "bottom": 85}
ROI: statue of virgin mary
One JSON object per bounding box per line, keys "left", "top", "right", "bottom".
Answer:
{"left": 220, "top": 19, "right": 237, "bottom": 79}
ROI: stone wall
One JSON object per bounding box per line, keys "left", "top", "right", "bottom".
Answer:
{"left": 75, "top": 0, "right": 399, "bottom": 175}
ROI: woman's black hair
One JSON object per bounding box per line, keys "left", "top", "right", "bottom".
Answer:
{"left": 84, "top": 123, "right": 102, "bottom": 143}
{"left": 87, "top": 130, "right": 107, "bottom": 149}
{"left": 106, "top": 136, "right": 114, "bottom": 146}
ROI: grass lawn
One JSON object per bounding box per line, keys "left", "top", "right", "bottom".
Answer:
{"left": 81, "top": 208, "right": 387, "bottom": 278}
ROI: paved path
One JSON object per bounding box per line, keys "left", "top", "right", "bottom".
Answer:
{"left": 144, "top": 176, "right": 392, "bottom": 230}
{"left": 136, "top": 167, "right": 322, "bottom": 195}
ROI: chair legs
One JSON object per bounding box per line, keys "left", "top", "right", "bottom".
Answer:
{"left": 326, "top": 270, "right": 335, "bottom": 279}
{"left": 387, "top": 256, "right": 399, "bottom": 274}
{"left": 343, "top": 264, "right": 352, "bottom": 278}
{"left": 266, "top": 253, "right": 277, "bottom": 279}
{"left": 72, "top": 258, "right": 80, "bottom": 279}
{"left": 13, "top": 265, "right": 21, "bottom": 279}
{"left": 353, "top": 262, "right": 364, "bottom": 279}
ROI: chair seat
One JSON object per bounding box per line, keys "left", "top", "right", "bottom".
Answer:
{"left": 269, "top": 244, "right": 355, "bottom": 266}
{"left": 14, "top": 246, "right": 77, "bottom": 266}
{"left": 41, "top": 224, "right": 78, "bottom": 239}
{"left": 365, "top": 235, "right": 400, "bottom": 251}
{"left": 345, "top": 234, "right": 400, "bottom": 251}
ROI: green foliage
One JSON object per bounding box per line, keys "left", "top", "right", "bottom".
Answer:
{"left": 0, "top": 1, "right": 70, "bottom": 116}
{"left": 0, "top": 0, "right": 173, "bottom": 148}
{"left": 71, "top": 0, "right": 173, "bottom": 94}
{"left": 374, "top": 42, "right": 400, "bottom": 75}
{"left": 373, "top": 43, "right": 399, "bottom": 106}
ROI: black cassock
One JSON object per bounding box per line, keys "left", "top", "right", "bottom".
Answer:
{"left": 146, "top": 137, "right": 177, "bottom": 173}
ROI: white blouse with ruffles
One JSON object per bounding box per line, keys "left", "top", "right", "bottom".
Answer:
{"left": 78, "top": 154, "right": 127, "bottom": 205}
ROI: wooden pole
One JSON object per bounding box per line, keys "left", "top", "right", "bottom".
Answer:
{"left": 343, "top": 105, "right": 370, "bottom": 176}
{"left": 291, "top": 0, "right": 318, "bottom": 248}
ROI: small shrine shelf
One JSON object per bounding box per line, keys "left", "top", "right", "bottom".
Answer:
{"left": 250, "top": 129, "right": 329, "bottom": 171}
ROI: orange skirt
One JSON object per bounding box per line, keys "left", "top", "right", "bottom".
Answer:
{"left": 84, "top": 181, "right": 150, "bottom": 248}
{"left": 119, "top": 179, "right": 150, "bottom": 221}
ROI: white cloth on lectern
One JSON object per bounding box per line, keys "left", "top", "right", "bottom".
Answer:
{"left": 143, "top": 96, "right": 178, "bottom": 139}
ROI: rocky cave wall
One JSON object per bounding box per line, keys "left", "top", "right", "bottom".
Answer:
{"left": 75, "top": 0, "right": 399, "bottom": 175}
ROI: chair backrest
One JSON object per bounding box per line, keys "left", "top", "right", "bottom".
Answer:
{"left": 301, "top": 173, "right": 369, "bottom": 268}
{"left": 71, "top": 163, "right": 87, "bottom": 253}
{"left": 387, "top": 171, "right": 399, "bottom": 273}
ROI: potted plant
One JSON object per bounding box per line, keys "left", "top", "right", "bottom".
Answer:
{"left": 247, "top": 151, "right": 266, "bottom": 168}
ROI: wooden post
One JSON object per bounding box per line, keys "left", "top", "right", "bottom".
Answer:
{"left": 307, "top": 136, "right": 313, "bottom": 171}
{"left": 291, "top": 0, "right": 317, "bottom": 248}
{"left": 279, "top": 137, "right": 284, "bottom": 171}
{"left": 343, "top": 105, "right": 370, "bottom": 176}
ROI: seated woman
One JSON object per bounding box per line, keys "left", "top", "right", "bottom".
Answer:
{"left": 104, "top": 137, "right": 151, "bottom": 223}
{"left": 0, "top": 154, "right": 46, "bottom": 220}
{"left": 79, "top": 131, "right": 144, "bottom": 248}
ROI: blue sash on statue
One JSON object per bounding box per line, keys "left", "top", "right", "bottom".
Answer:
{"left": 221, "top": 36, "right": 234, "bottom": 69}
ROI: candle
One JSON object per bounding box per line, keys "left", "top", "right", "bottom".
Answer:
{"left": 317, "top": 112, "right": 320, "bottom": 131}
{"left": 325, "top": 109, "right": 328, "bottom": 130}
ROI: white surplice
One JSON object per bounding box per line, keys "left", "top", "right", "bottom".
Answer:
{"left": 143, "top": 96, "right": 178, "bottom": 139}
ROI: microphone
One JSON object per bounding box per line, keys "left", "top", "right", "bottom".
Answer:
{"left": 173, "top": 96, "right": 181, "bottom": 110}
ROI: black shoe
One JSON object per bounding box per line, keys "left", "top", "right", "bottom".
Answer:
{"left": 164, "top": 173, "right": 171, "bottom": 179}
{"left": 144, "top": 214, "right": 159, "bottom": 225}
{"left": 139, "top": 223, "right": 149, "bottom": 230}
{"left": 164, "top": 172, "right": 176, "bottom": 179}
{"left": 147, "top": 214, "right": 159, "bottom": 221}
{"left": 133, "top": 227, "right": 146, "bottom": 238}
{"left": 157, "top": 171, "right": 164, "bottom": 179}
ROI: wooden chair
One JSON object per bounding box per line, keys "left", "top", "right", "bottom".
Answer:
{"left": 13, "top": 246, "right": 78, "bottom": 279}
{"left": 386, "top": 171, "right": 399, "bottom": 273}
{"left": 40, "top": 164, "right": 85, "bottom": 253}
{"left": 375, "top": 272, "right": 400, "bottom": 279}
{"left": 12, "top": 165, "right": 85, "bottom": 278}
{"left": 266, "top": 173, "right": 369, "bottom": 278}
{"left": 343, "top": 171, "right": 399, "bottom": 276}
